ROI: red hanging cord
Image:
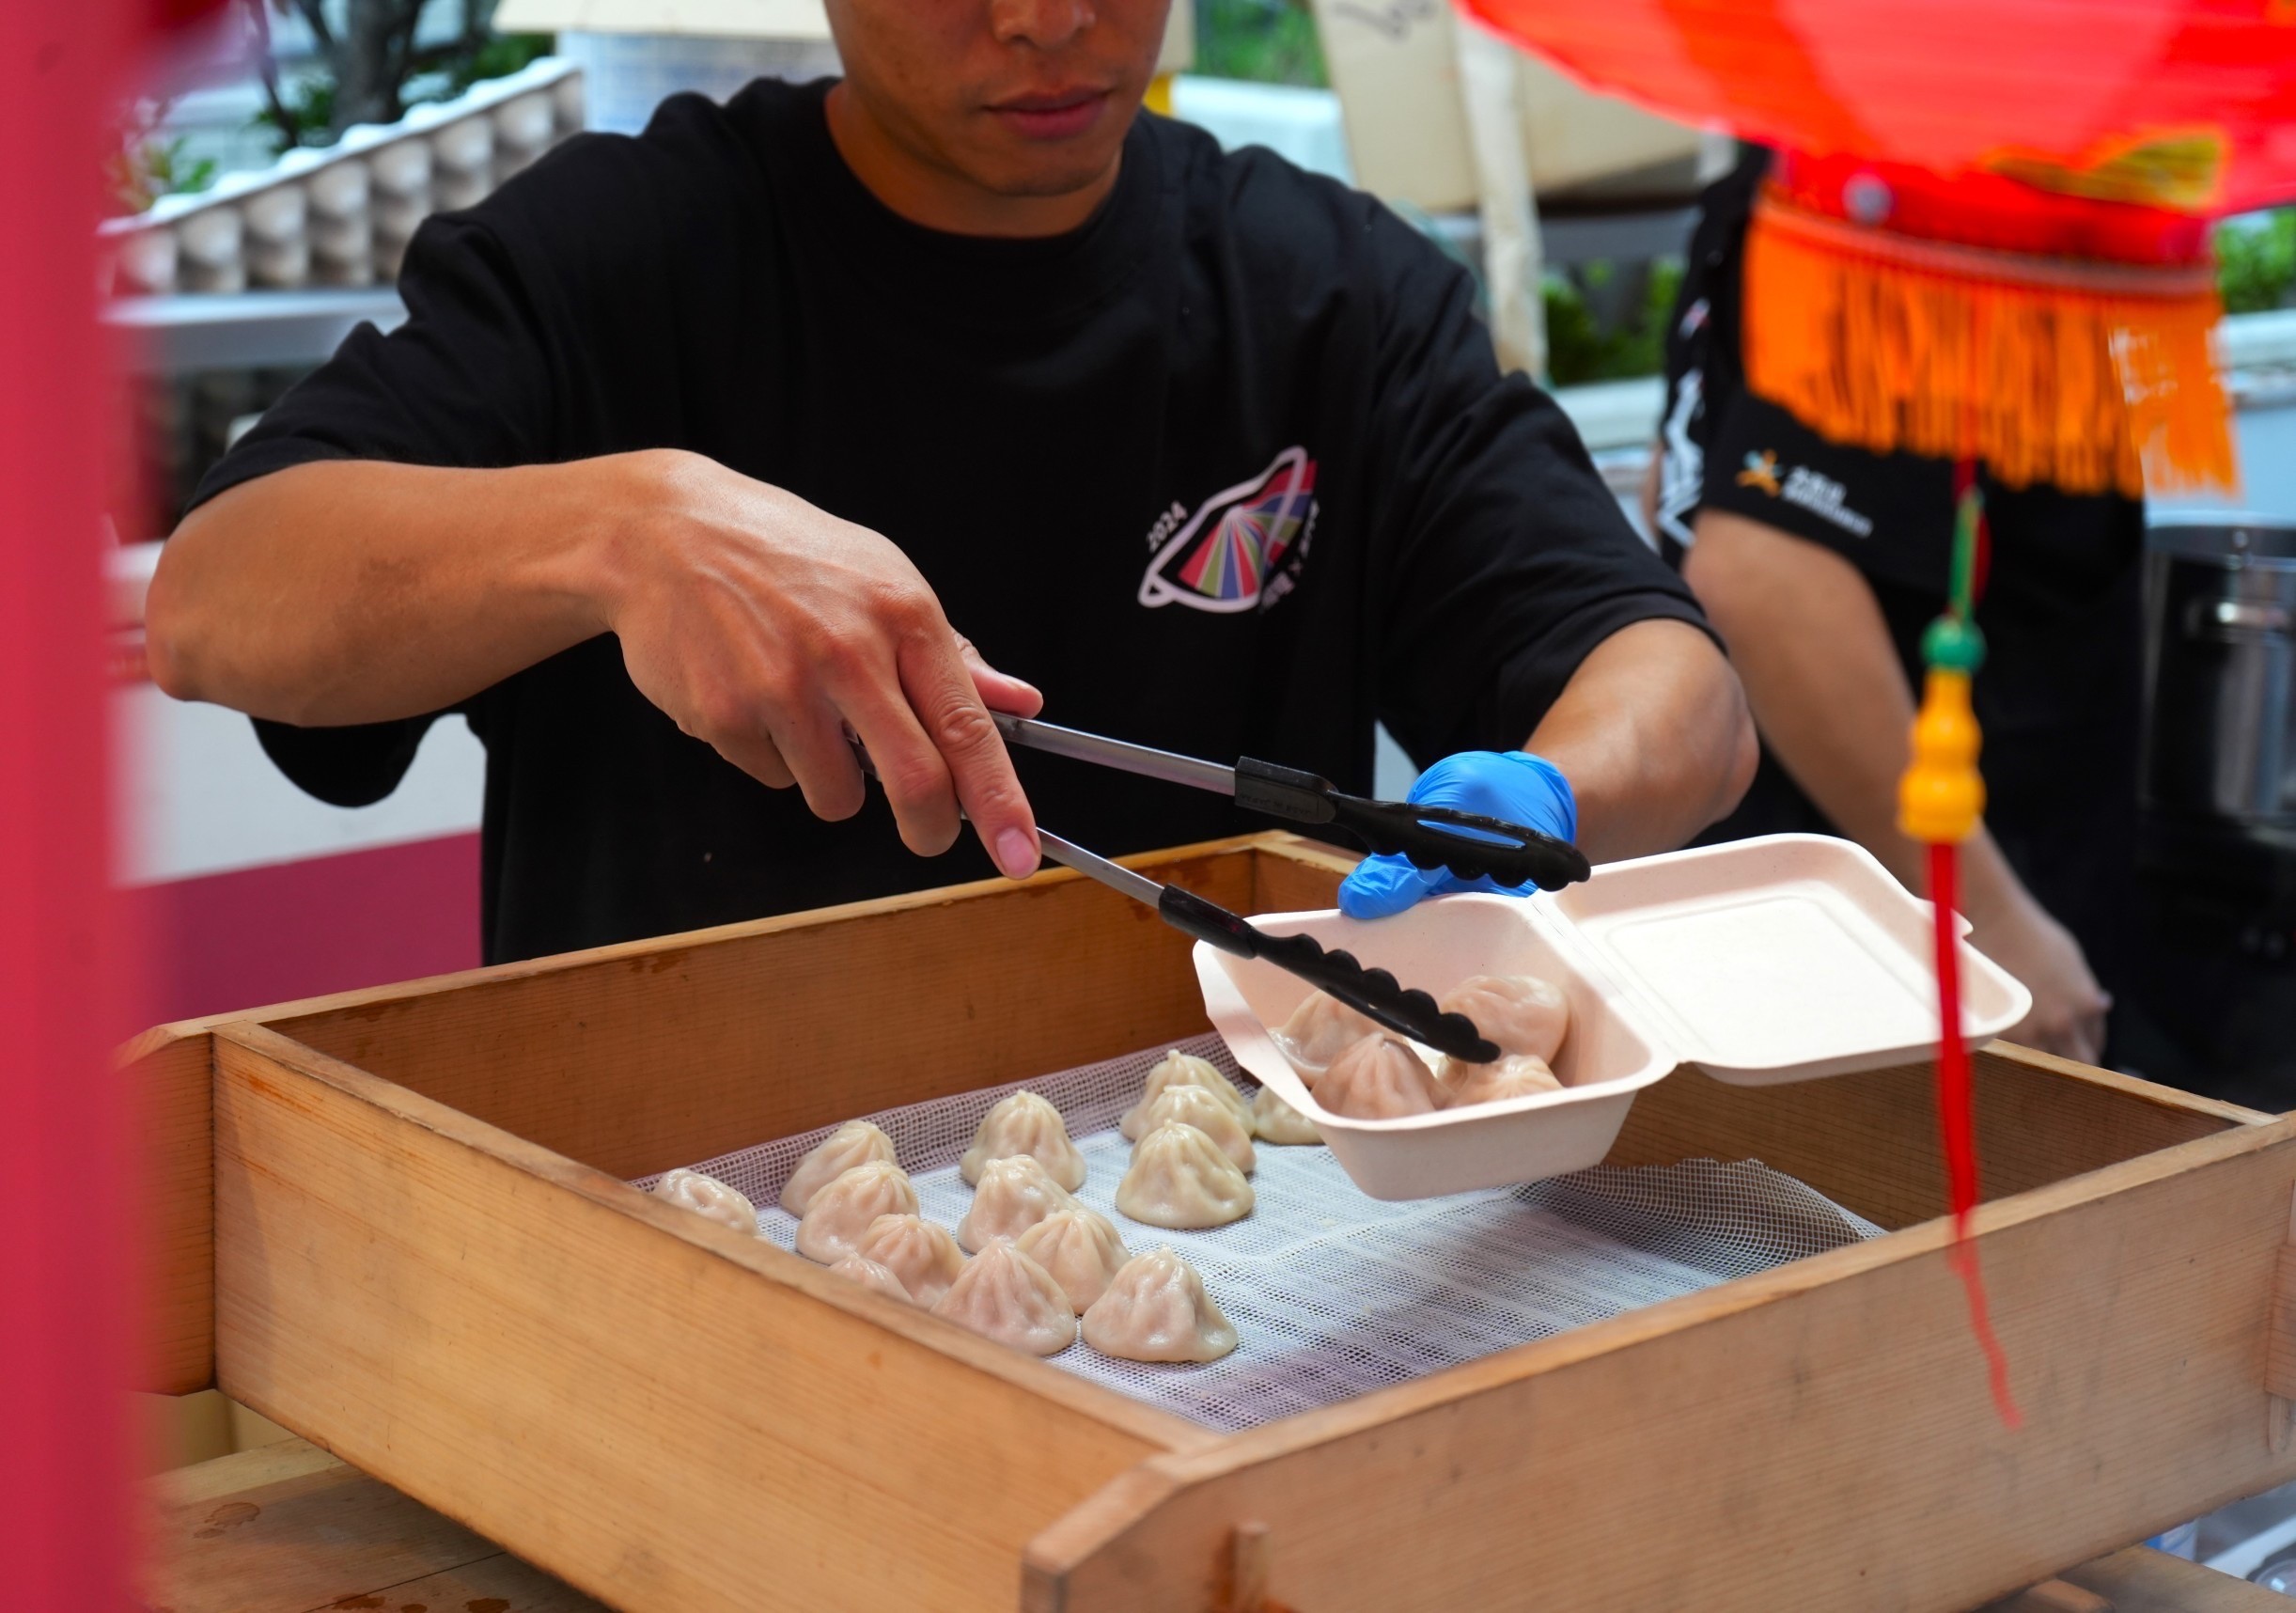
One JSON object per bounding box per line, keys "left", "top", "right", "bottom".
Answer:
{"left": 1905, "top": 462, "right": 2020, "bottom": 1429}
{"left": 1928, "top": 841, "right": 2022, "bottom": 1428}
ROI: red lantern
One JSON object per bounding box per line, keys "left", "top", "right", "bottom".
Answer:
{"left": 1461, "top": 0, "right": 2296, "bottom": 496}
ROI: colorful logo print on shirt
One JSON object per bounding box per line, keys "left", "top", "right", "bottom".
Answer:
{"left": 1138, "top": 446, "right": 1319, "bottom": 613}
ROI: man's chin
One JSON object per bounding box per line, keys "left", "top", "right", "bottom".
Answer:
{"left": 984, "top": 164, "right": 1120, "bottom": 200}
{"left": 966, "top": 134, "right": 1130, "bottom": 201}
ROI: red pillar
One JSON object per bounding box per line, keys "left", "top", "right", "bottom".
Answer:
{"left": 0, "top": 0, "right": 136, "bottom": 1605}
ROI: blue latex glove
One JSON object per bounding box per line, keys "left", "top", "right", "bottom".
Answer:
{"left": 1337, "top": 750, "right": 1577, "bottom": 920}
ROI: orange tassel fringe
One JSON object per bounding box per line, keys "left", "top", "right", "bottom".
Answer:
{"left": 1743, "top": 198, "right": 2236, "bottom": 499}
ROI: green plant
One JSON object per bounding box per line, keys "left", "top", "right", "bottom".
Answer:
{"left": 444, "top": 29, "right": 552, "bottom": 95}
{"left": 247, "top": 0, "right": 551, "bottom": 152}
{"left": 1542, "top": 257, "right": 1682, "bottom": 386}
{"left": 1195, "top": 0, "right": 1329, "bottom": 87}
{"left": 2218, "top": 210, "right": 2296, "bottom": 315}
{"left": 252, "top": 75, "right": 337, "bottom": 149}
{"left": 107, "top": 101, "right": 218, "bottom": 213}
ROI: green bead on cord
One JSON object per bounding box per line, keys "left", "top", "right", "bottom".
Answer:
{"left": 1921, "top": 484, "right": 1990, "bottom": 675}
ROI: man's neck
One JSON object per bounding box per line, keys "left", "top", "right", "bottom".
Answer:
{"left": 823, "top": 82, "right": 1119, "bottom": 239}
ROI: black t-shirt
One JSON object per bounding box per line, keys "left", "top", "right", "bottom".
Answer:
{"left": 195, "top": 78, "right": 1709, "bottom": 963}
{"left": 1654, "top": 147, "right": 2145, "bottom": 996}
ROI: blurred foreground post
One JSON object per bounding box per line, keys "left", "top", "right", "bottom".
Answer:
{"left": 0, "top": 0, "right": 135, "bottom": 1606}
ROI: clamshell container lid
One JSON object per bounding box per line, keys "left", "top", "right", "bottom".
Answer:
{"left": 1195, "top": 834, "right": 2031, "bottom": 1201}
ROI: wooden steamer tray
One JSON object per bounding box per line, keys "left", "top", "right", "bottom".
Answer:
{"left": 128, "top": 832, "right": 2296, "bottom": 1612}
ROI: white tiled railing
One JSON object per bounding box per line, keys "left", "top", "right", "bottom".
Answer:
{"left": 101, "top": 57, "right": 585, "bottom": 297}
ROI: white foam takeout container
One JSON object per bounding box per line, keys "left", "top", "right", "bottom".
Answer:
{"left": 1194, "top": 834, "right": 2033, "bottom": 1201}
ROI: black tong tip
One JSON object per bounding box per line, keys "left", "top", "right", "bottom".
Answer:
{"left": 1160, "top": 885, "right": 1501, "bottom": 1063}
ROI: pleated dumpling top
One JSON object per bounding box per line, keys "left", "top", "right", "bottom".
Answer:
{"left": 958, "top": 1089, "right": 1086, "bottom": 1191}
{"left": 779, "top": 1120, "right": 898, "bottom": 1215}
{"left": 650, "top": 1168, "right": 758, "bottom": 1235}
{"left": 1119, "top": 1049, "right": 1252, "bottom": 1141}
{"left": 827, "top": 1253, "right": 914, "bottom": 1305}
{"left": 1439, "top": 973, "right": 1571, "bottom": 1063}
{"left": 930, "top": 1240, "right": 1076, "bottom": 1355}
{"left": 1441, "top": 1052, "right": 1564, "bottom": 1109}
{"left": 852, "top": 1212, "right": 967, "bottom": 1307}
{"left": 1316, "top": 1035, "right": 1444, "bottom": 1120}
{"left": 1130, "top": 1082, "right": 1255, "bottom": 1173}
{"left": 1082, "top": 1247, "right": 1239, "bottom": 1363}
{"left": 956, "top": 1154, "right": 1075, "bottom": 1252}
{"left": 794, "top": 1162, "right": 919, "bottom": 1262}
{"left": 1115, "top": 1121, "right": 1253, "bottom": 1229}
{"left": 1271, "top": 991, "right": 1377, "bottom": 1082}
{"left": 1015, "top": 1206, "right": 1129, "bottom": 1313}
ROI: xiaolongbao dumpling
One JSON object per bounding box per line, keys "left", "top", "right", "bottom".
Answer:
{"left": 795, "top": 1161, "right": 919, "bottom": 1262}
{"left": 1271, "top": 991, "right": 1377, "bottom": 1082}
{"left": 1250, "top": 1084, "right": 1321, "bottom": 1145}
{"left": 958, "top": 1089, "right": 1086, "bottom": 1191}
{"left": 930, "top": 1240, "right": 1075, "bottom": 1355}
{"left": 651, "top": 1168, "right": 759, "bottom": 1235}
{"left": 1120, "top": 1049, "right": 1252, "bottom": 1141}
{"left": 1082, "top": 1246, "right": 1239, "bottom": 1363}
{"left": 1317, "top": 1035, "right": 1444, "bottom": 1120}
{"left": 956, "top": 1154, "right": 1075, "bottom": 1252}
{"left": 1015, "top": 1206, "right": 1129, "bottom": 1313}
{"left": 828, "top": 1253, "right": 914, "bottom": 1305}
{"left": 779, "top": 1120, "right": 898, "bottom": 1214}
{"left": 1131, "top": 1083, "right": 1255, "bottom": 1173}
{"left": 1115, "top": 1121, "right": 1254, "bottom": 1229}
{"left": 1441, "top": 1052, "right": 1563, "bottom": 1108}
{"left": 853, "top": 1213, "right": 967, "bottom": 1307}
{"left": 1439, "top": 974, "right": 1571, "bottom": 1063}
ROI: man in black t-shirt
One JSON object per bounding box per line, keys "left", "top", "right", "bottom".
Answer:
{"left": 148, "top": 0, "right": 1755, "bottom": 963}
{"left": 1650, "top": 148, "right": 2138, "bottom": 1063}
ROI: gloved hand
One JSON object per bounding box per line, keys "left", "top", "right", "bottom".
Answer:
{"left": 1337, "top": 750, "right": 1577, "bottom": 920}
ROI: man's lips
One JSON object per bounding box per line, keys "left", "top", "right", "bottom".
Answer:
{"left": 986, "top": 87, "right": 1111, "bottom": 140}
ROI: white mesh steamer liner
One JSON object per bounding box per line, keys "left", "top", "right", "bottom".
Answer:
{"left": 1199, "top": 834, "right": 2033, "bottom": 1200}
{"left": 637, "top": 1034, "right": 1882, "bottom": 1434}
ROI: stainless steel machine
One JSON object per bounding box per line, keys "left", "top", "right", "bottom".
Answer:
{"left": 2144, "top": 517, "right": 2296, "bottom": 834}
{"left": 2132, "top": 515, "right": 2296, "bottom": 1110}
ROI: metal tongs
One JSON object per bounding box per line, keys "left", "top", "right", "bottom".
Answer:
{"left": 851, "top": 716, "right": 1588, "bottom": 1062}
{"left": 993, "top": 714, "right": 1590, "bottom": 893}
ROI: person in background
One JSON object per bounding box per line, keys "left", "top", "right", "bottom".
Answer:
{"left": 1648, "top": 146, "right": 2138, "bottom": 1065}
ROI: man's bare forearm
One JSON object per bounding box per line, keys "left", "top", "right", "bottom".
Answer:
{"left": 1679, "top": 509, "right": 2112, "bottom": 1058}
{"left": 1680, "top": 509, "right": 2061, "bottom": 945}
{"left": 148, "top": 448, "right": 1048, "bottom": 874}
{"left": 147, "top": 456, "right": 644, "bottom": 725}
{"left": 1678, "top": 510, "right": 2045, "bottom": 917}
{"left": 1525, "top": 617, "right": 1757, "bottom": 863}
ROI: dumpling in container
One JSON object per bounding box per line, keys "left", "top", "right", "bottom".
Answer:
{"left": 1441, "top": 1052, "right": 1564, "bottom": 1109}
{"left": 1250, "top": 1084, "right": 1321, "bottom": 1146}
{"left": 930, "top": 1240, "right": 1076, "bottom": 1355}
{"left": 779, "top": 1120, "right": 898, "bottom": 1215}
{"left": 828, "top": 1253, "right": 914, "bottom": 1305}
{"left": 1271, "top": 991, "right": 1377, "bottom": 1083}
{"left": 853, "top": 1213, "right": 967, "bottom": 1308}
{"left": 1115, "top": 1121, "right": 1254, "bottom": 1229}
{"left": 958, "top": 1089, "right": 1086, "bottom": 1191}
{"left": 795, "top": 1161, "right": 919, "bottom": 1262}
{"left": 1131, "top": 1083, "right": 1255, "bottom": 1174}
{"left": 956, "top": 1154, "right": 1075, "bottom": 1252}
{"left": 1082, "top": 1246, "right": 1239, "bottom": 1363}
{"left": 1015, "top": 1206, "right": 1130, "bottom": 1313}
{"left": 1439, "top": 973, "right": 1571, "bottom": 1063}
{"left": 650, "top": 1168, "right": 759, "bottom": 1235}
{"left": 1317, "top": 1035, "right": 1444, "bottom": 1120}
{"left": 1120, "top": 1049, "right": 1253, "bottom": 1141}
